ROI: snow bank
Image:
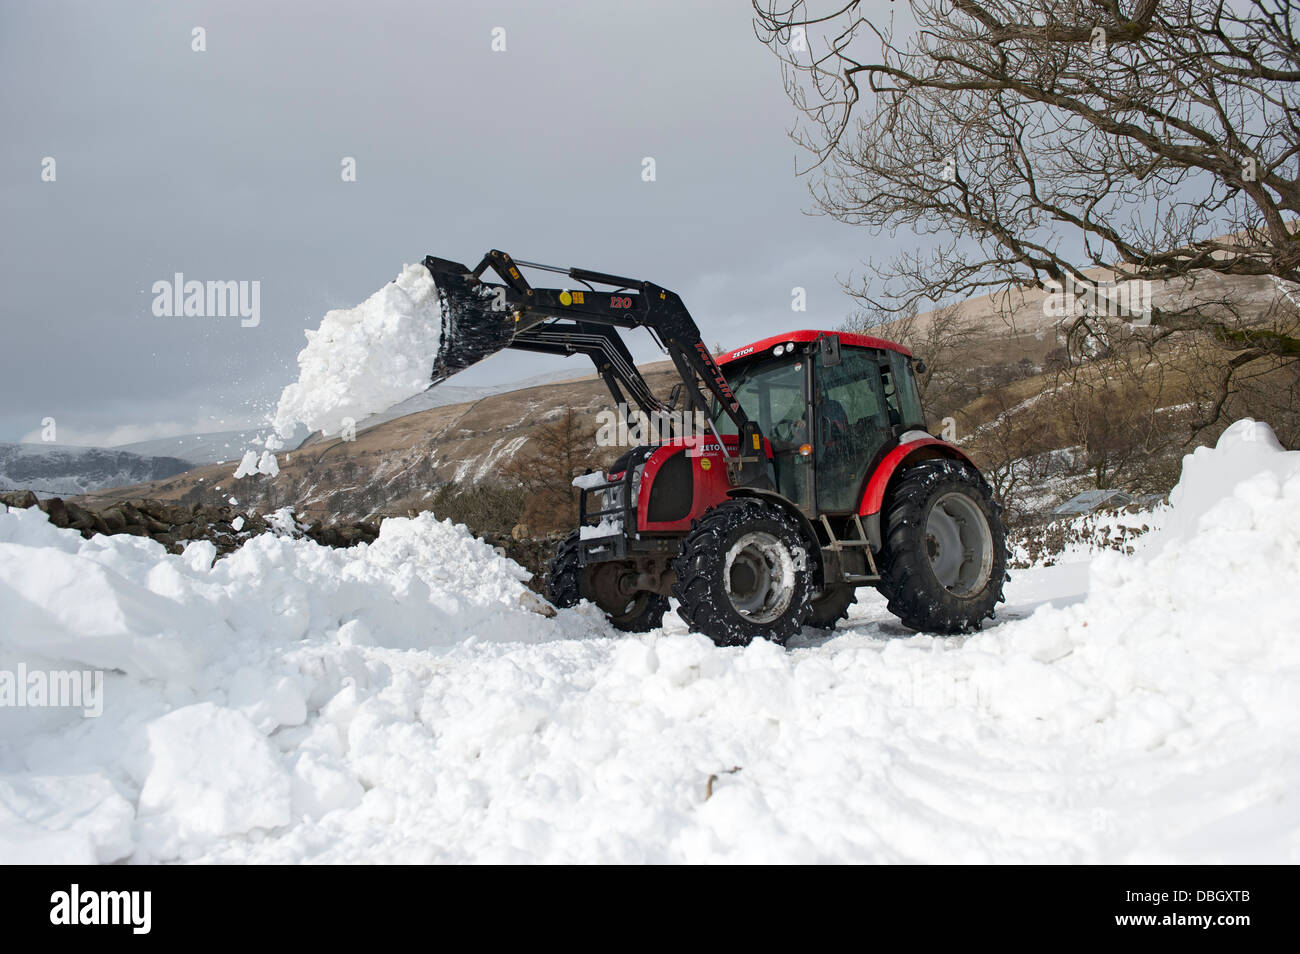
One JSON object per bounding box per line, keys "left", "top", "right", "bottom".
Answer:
{"left": 0, "top": 507, "right": 603, "bottom": 862}
{"left": 2, "top": 419, "right": 1299, "bottom": 863}
{"left": 270, "top": 263, "right": 442, "bottom": 439}
{"left": 1152, "top": 417, "right": 1300, "bottom": 548}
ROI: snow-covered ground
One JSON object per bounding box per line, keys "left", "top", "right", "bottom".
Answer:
{"left": 1009, "top": 501, "right": 1170, "bottom": 568}
{"left": 1, "top": 420, "right": 1297, "bottom": 863}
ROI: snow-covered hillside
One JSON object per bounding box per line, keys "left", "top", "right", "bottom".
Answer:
{"left": 106, "top": 373, "right": 580, "bottom": 469}
{"left": 0, "top": 442, "right": 193, "bottom": 496}
{"left": 353, "top": 368, "right": 592, "bottom": 431}
{"left": 1, "top": 420, "right": 1297, "bottom": 863}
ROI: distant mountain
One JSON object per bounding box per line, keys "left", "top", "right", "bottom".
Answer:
{"left": 115, "top": 424, "right": 311, "bottom": 465}
{"left": 0, "top": 443, "right": 194, "bottom": 496}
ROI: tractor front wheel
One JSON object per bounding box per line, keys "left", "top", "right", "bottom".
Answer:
{"left": 546, "top": 531, "right": 668, "bottom": 633}
{"left": 875, "top": 460, "right": 1007, "bottom": 634}
{"left": 672, "top": 499, "right": 814, "bottom": 647}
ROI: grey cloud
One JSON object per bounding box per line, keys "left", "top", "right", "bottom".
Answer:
{"left": 0, "top": 0, "right": 898, "bottom": 444}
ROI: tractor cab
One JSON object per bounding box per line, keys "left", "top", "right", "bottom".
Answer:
{"left": 713, "top": 331, "right": 927, "bottom": 517}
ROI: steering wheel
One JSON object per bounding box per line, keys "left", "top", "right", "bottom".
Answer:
{"left": 771, "top": 419, "right": 803, "bottom": 445}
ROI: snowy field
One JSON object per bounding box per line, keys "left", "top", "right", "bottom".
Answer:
{"left": 1, "top": 420, "right": 1298, "bottom": 863}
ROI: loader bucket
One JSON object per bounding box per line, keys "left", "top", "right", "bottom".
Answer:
{"left": 422, "top": 256, "right": 517, "bottom": 386}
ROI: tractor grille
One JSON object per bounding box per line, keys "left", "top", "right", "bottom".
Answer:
{"left": 645, "top": 452, "right": 692, "bottom": 523}
{"left": 576, "top": 469, "right": 635, "bottom": 561}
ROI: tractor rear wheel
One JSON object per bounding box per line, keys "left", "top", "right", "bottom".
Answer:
{"left": 546, "top": 531, "right": 667, "bottom": 633}
{"left": 807, "top": 584, "right": 857, "bottom": 630}
{"left": 876, "top": 460, "right": 1007, "bottom": 634}
{"left": 672, "top": 499, "right": 814, "bottom": 647}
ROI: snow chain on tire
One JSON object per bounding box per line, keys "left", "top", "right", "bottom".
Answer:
{"left": 875, "top": 459, "right": 1008, "bottom": 634}
{"left": 672, "top": 498, "right": 814, "bottom": 647}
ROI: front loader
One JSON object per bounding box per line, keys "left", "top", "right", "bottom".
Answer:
{"left": 419, "top": 250, "right": 1007, "bottom": 646}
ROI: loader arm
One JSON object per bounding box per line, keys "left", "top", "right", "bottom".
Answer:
{"left": 421, "top": 250, "right": 770, "bottom": 487}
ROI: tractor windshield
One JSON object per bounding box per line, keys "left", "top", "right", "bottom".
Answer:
{"left": 712, "top": 355, "right": 806, "bottom": 439}
{"left": 713, "top": 354, "right": 811, "bottom": 508}
{"left": 814, "top": 346, "right": 892, "bottom": 511}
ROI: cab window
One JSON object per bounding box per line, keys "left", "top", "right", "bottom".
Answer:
{"left": 881, "top": 350, "right": 927, "bottom": 430}
{"left": 715, "top": 355, "right": 811, "bottom": 509}
{"left": 713, "top": 356, "right": 806, "bottom": 437}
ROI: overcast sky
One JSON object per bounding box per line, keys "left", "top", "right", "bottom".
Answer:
{"left": 0, "top": 0, "right": 905, "bottom": 446}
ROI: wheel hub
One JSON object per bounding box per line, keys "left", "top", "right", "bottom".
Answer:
{"left": 924, "top": 492, "right": 994, "bottom": 597}
{"left": 588, "top": 563, "right": 642, "bottom": 617}
{"left": 723, "top": 531, "right": 796, "bottom": 624}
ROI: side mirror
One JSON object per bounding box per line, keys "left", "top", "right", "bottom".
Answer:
{"left": 818, "top": 334, "right": 842, "bottom": 366}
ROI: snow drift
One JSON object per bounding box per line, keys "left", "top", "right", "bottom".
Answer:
{"left": 2, "top": 420, "right": 1298, "bottom": 863}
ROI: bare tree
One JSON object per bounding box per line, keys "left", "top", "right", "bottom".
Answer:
{"left": 754, "top": 0, "right": 1300, "bottom": 433}
{"left": 502, "top": 408, "right": 604, "bottom": 534}
{"left": 844, "top": 301, "right": 981, "bottom": 407}
{"left": 1047, "top": 343, "right": 1178, "bottom": 490}
{"left": 964, "top": 384, "right": 1056, "bottom": 520}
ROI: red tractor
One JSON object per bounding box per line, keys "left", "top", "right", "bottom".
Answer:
{"left": 421, "top": 251, "right": 1007, "bottom": 646}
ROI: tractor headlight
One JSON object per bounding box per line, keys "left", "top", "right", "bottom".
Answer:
{"left": 774, "top": 343, "right": 786, "bottom": 356}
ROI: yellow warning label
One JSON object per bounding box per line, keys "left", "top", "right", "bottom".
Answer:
{"left": 559, "top": 290, "right": 572, "bottom": 306}
{"left": 700, "top": 458, "right": 712, "bottom": 471}
{"left": 752, "top": 434, "right": 761, "bottom": 450}
{"left": 572, "top": 291, "right": 585, "bottom": 304}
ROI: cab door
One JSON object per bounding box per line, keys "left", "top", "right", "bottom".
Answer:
{"left": 712, "top": 354, "right": 812, "bottom": 511}
{"left": 813, "top": 346, "right": 892, "bottom": 513}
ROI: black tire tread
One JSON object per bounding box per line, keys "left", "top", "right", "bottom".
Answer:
{"left": 672, "top": 499, "right": 813, "bottom": 647}
{"left": 546, "top": 530, "right": 668, "bottom": 633}
{"left": 875, "top": 460, "right": 1008, "bottom": 635}
{"left": 807, "top": 584, "right": 858, "bottom": 629}
{"left": 546, "top": 531, "right": 584, "bottom": 609}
